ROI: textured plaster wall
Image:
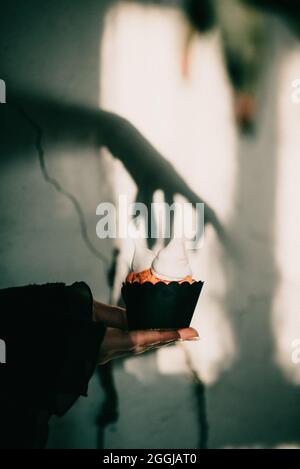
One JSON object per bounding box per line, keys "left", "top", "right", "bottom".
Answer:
{"left": 1, "top": 0, "right": 300, "bottom": 449}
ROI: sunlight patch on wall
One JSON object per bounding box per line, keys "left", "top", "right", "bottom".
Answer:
{"left": 100, "top": 1, "right": 237, "bottom": 384}
{"left": 273, "top": 42, "right": 300, "bottom": 384}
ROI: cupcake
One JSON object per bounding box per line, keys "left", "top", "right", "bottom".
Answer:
{"left": 121, "top": 239, "right": 203, "bottom": 330}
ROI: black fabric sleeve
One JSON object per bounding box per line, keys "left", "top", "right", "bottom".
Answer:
{"left": 0, "top": 282, "right": 106, "bottom": 415}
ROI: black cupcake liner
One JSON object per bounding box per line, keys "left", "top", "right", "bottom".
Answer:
{"left": 121, "top": 280, "right": 204, "bottom": 330}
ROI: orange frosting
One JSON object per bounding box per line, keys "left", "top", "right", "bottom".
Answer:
{"left": 126, "top": 268, "right": 194, "bottom": 284}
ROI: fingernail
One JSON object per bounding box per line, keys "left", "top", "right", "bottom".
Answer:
{"left": 178, "top": 328, "right": 199, "bottom": 341}
{"left": 187, "top": 336, "right": 200, "bottom": 341}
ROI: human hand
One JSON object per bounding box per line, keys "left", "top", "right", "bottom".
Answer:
{"left": 93, "top": 300, "right": 199, "bottom": 365}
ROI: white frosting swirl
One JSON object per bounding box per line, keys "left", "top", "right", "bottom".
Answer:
{"left": 151, "top": 238, "right": 192, "bottom": 281}
{"left": 131, "top": 242, "right": 156, "bottom": 272}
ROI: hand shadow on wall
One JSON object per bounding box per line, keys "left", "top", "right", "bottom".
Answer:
{"left": 7, "top": 89, "right": 223, "bottom": 449}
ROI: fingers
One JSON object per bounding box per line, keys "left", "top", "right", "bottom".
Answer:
{"left": 99, "top": 340, "right": 176, "bottom": 364}
{"left": 123, "top": 327, "right": 199, "bottom": 350}
{"left": 93, "top": 300, "right": 127, "bottom": 330}
{"left": 100, "top": 328, "right": 130, "bottom": 352}
{"left": 132, "top": 328, "right": 199, "bottom": 353}
{"left": 177, "top": 327, "right": 199, "bottom": 341}
{"left": 129, "top": 330, "right": 180, "bottom": 348}
{"left": 134, "top": 339, "right": 178, "bottom": 355}
{"left": 98, "top": 332, "right": 177, "bottom": 364}
{"left": 98, "top": 327, "right": 200, "bottom": 365}
{"left": 103, "top": 328, "right": 199, "bottom": 353}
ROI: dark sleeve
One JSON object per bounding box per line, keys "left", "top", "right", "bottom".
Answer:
{"left": 0, "top": 282, "right": 106, "bottom": 415}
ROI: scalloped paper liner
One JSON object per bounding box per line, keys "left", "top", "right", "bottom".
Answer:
{"left": 121, "top": 280, "right": 204, "bottom": 330}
